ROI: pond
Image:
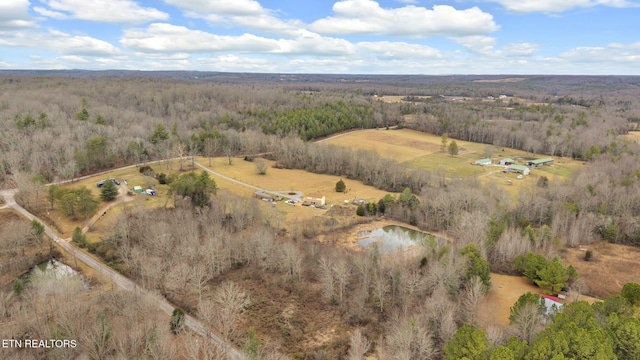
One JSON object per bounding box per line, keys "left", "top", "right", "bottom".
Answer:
{"left": 27, "top": 259, "right": 89, "bottom": 295}
{"left": 355, "top": 225, "right": 442, "bottom": 253}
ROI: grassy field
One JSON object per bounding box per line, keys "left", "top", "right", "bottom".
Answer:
{"left": 324, "top": 128, "right": 583, "bottom": 198}
{"left": 478, "top": 273, "right": 599, "bottom": 327}
{"left": 196, "top": 157, "right": 396, "bottom": 223}
{"left": 43, "top": 159, "right": 186, "bottom": 239}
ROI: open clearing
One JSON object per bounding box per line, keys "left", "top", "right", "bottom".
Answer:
{"left": 196, "top": 157, "right": 397, "bottom": 223}
{"left": 478, "top": 273, "right": 600, "bottom": 327}
{"left": 561, "top": 242, "right": 640, "bottom": 298}
{"left": 323, "top": 128, "right": 582, "bottom": 196}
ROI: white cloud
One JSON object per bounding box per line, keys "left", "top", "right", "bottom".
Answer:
{"left": 227, "top": 14, "right": 305, "bottom": 36}
{"left": 163, "top": 0, "right": 265, "bottom": 16}
{"left": 310, "top": 0, "right": 499, "bottom": 37}
{"left": 35, "top": 0, "right": 168, "bottom": 23}
{"left": 120, "top": 23, "right": 356, "bottom": 56}
{"left": 557, "top": 43, "right": 640, "bottom": 63}
{"left": 451, "top": 36, "right": 498, "bottom": 55}
{"left": 502, "top": 42, "right": 540, "bottom": 56}
{"left": 0, "top": 0, "right": 38, "bottom": 30}
{"left": 165, "top": 0, "right": 303, "bottom": 36}
{"left": 357, "top": 41, "right": 442, "bottom": 59}
{"left": 0, "top": 29, "right": 121, "bottom": 56}
{"left": 121, "top": 24, "right": 280, "bottom": 53}
{"left": 489, "top": 0, "right": 640, "bottom": 13}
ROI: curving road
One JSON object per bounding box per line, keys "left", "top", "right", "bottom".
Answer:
{"left": 0, "top": 189, "right": 246, "bottom": 360}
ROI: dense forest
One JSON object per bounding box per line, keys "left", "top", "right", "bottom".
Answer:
{"left": 2, "top": 72, "right": 640, "bottom": 359}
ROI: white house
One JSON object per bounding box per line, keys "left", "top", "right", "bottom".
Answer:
{"left": 303, "top": 193, "right": 326, "bottom": 207}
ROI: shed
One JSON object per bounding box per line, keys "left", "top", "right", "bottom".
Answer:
{"left": 133, "top": 186, "right": 144, "bottom": 193}
{"left": 303, "top": 193, "right": 326, "bottom": 207}
{"left": 499, "top": 158, "right": 514, "bottom": 165}
{"left": 474, "top": 158, "right": 492, "bottom": 165}
{"left": 352, "top": 198, "right": 370, "bottom": 206}
{"left": 525, "top": 158, "right": 554, "bottom": 167}
{"left": 506, "top": 164, "right": 530, "bottom": 175}
{"left": 254, "top": 190, "right": 274, "bottom": 201}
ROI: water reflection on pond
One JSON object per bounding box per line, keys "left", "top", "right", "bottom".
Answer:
{"left": 356, "top": 225, "right": 441, "bottom": 253}
{"left": 28, "top": 259, "right": 88, "bottom": 295}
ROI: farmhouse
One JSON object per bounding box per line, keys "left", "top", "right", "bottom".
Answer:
{"left": 303, "top": 193, "right": 326, "bottom": 207}
{"left": 499, "top": 158, "right": 514, "bottom": 165}
{"left": 526, "top": 158, "right": 554, "bottom": 167}
{"left": 505, "top": 164, "right": 530, "bottom": 175}
{"left": 254, "top": 190, "right": 274, "bottom": 201}
{"left": 474, "top": 158, "right": 492, "bottom": 165}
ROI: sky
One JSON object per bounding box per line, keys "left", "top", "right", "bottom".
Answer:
{"left": 1, "top": 0, "right": 639, "bottom": 74}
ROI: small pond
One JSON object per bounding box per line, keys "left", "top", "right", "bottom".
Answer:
{"left": 27, "top": 259, "right": 89, "bottom": 295}
{"left": 356, "top": 225, "right": 441, "bottom": 253}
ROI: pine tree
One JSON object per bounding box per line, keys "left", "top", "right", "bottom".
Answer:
{"left": 100, "top": 180, "right": 119, "bottom": 201}
{"left": 448, "top": 140, "right": 459, "bottom": 156}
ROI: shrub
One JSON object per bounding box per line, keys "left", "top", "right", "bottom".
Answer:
{"left": 335, "top": 179, "right": 346, "bottom": 193}
{"left": 139, "top": 165, "right": 155, "bottom": 177}
{"left": 157, "top": 173, "right": 168, "bottom": 184}
{"left": 170, "top": 308, "right": 186, "bottom": 334}
{"left": 356, "top": 204, "right": 366, "bottom": 216}
{"left": 621, "top": 282, "right": 640, "bottom": 305}
{"left": 584, "top": 250, "right": 593, "bottom": 261}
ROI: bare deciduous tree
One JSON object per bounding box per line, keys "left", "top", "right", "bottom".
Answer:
{"left": 255, "top": 158, "right": 268, "bottom": 175}
{"left": 511, "top": 302, "right": 545, "bottom": 344}
{"left": 348, "top": 329, "right": 371, "bottom": 360}
{"left": 459, "top": 276, "right": 487, "bottom": 325}
{"left": 333, "top": 258, "right": 351, "bottom": 304}
{"left": 212, "top": 281, "right": 250, "bottom": 340}
{"left": 318, "top": 256, "right": 336, "bottom": 302}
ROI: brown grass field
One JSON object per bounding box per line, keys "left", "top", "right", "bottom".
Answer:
{"left": 478, "top": 273, "right": 600, "bottom": 327}
{"left": 561, "top": 242, "right": 640, "bottom": 299}
{"left": 195, "top": 156, "right": 397, "bottom": 224}
{"left": 624, "top": 131, "right": 640, "bottom": 143}
{"left": 323, "top": 128, "right": 582, "bottom": 198}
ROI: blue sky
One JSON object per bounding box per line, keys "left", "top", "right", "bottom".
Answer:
{"left": 1, "top": 0, "right": 639, "bottom": 74}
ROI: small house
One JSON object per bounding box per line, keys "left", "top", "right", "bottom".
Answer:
{"left": 254, "top": 190, "right": 274, "bottom": 201}
{"left": 474, "top": 158, "right": 492, "bottom": 165}
{"left": 506, "top": 164, "right": 530, "bottom": 175}
{"left": 133, "top": 186, "right": 144, "bottom": 193}
{"left": 499, "top": 158, "right": 514, "bottom": 166}
{"left": 540, "top": 294, "right": 563, "bottom": 315}
{"left": 525, "top": 158, "right": 554, "bottom": 167}
{"left": 303, "top": 193, "right": 326, "bottom": 207}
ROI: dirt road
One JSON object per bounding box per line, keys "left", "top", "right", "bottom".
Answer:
{"left": 0, "top": 189, "right": 246, "bottom": 360}
{"left": 195, "top": 161, "right": 304, "bottom": 202}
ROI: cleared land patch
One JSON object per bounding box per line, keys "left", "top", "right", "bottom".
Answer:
{"left": 478, "top": 273, "right": 599, "bottom": 327}
{"left": 323, "top": 129, "right": 582, "bottom": 192}
{"left": 562, "top": 242, "right": 640, "bottom": 299}
{"left": 196, "top": 157, "right": 397, "bottom": 223}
